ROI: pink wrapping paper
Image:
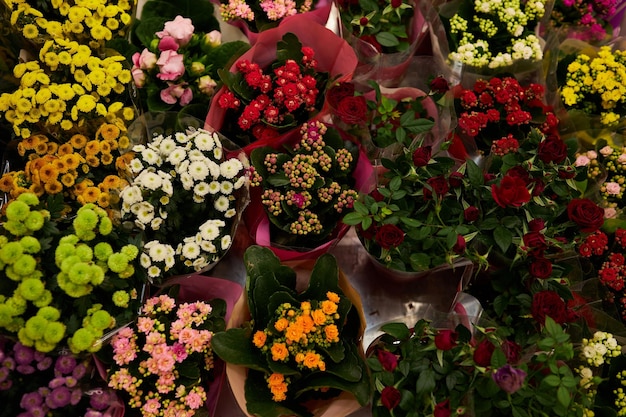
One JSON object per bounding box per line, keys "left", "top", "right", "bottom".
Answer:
{"left": 205, "top": 16, "right": 358, "bottom": 155}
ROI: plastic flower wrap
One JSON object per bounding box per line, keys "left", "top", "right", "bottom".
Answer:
{"left": 104, "top": 293, "right": 226, "bottom": 417}
{"left": 0, "top": 121, "right": 134, "bottom": 213}
{"left": 211, "top": 246, "right": 371, "bottom": 417}
{"left": 247, "top": 120, "right": 373, "bottom": 260}
{"left": 128, "top": 13, "right": 249, "bottom": 113}
{"left": 120, "top": 113, "right": 249, "bottom": 282}
{"left": 0, "top": 336, "right": 125, "bottom": 417}
{"left": 546, "top": 0, "right": 617, "bottom": 44}
{"left": 0, "top": 193, "right": 145, "bottom": 354}
{"left": 205, "top": 16, "right": 358, "bottom": 153}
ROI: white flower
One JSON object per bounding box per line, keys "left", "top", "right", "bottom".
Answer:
{"left": 194, "top": 182, "right": 210, "bottom": 197}
{"left": 200, "top": 219, "right": 225, "bottom": 241}
{"left": 120, "top": 185, "right": 143, "bottom": 205}
{"left": 221, "top": 235, "right": 232, "bottom": 250}
{"left": 180, "top": 171, "right": 194, "bottom": 190}
{"left": 150, "top": 217, "right": 163, "bottom": 230}
{"left": 187, "top": 149, "right": 205, "bottom": 161}
{"left": 200, "top": 240, "right": 217, "bottom": 253}
{"left": 147, "top": 265, "right": 161, "bottom": 279}
{"left": 129, "top": 158, "right": 144, "bottom": 174}
{"left": 140, "top": 252, "right": 151, "bottom": 268}
{"left": 220, "top": 158, "right": 244, "bottom": 179}
{"left": 220, "top": 181, "right": 234, "bottom": 195}
{"left": 137, "top": 171, "right": 164, "bottom": 191}
{"left": 136, "top": 203, "right": 155, "bottom": 224}
{"left": 159, "top": 137, "right": 177, "bottom": 155}
{"left": 161, "top": 178, "right": 174, "bottom": 196}
{"left": 225, "top": 208, "right": 237, "bottom": 219}
{"left": 177, "top": 159, "right": 190, "bottom": 175}
{"left": 175, "top": 131, "right": 191, "bottom": 143}
{"left": 208, "top": 181, "right": 221, "bottom": 194}
{"left": 213, "top": 146, "right": 223, "bottom": 160}
{"left": 167, "top": 147, "right": 187, "bottom": 165}
{"left": 214, "top": 195, "right": 230, "bottom": 212}
{"left": 194, "top": 130, "right": 216, "bottom": 151}
{"left": 192, "top": 257, "right": 210, "bottom": 271}
{"left": 148, "top": 242, "right": 170, "bottom": 262}
{"left": 188, "top": 160, "right": 210, "bottom": 181}
{"left": 141, "top": 148, "right": 162, "bottom": 166}
{"left": 181, "top": 241, "right": 201, "bottom": 259}
{"left": 234, "top": 175, "right": 247, "bottom": 190}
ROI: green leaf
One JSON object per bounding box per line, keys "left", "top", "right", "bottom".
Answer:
{"left": 342, "top": 212, "right": 365, "bottom": 226}
{"left": 466, "top": 159, "right": 484, "bottom": 187}
{"left": 211, "top": 328, "right": 267, "bottom": 371}
{"left": 556, "top": 385, "right": 571, "bottom": 408}
{"left": 493, "top": 225, "right": 512, "bottom": 253}
{"left": 380, "top": 322, "right": 410, "bottom": 340}
{"left": 375, "top": 32, "right": 400, "bottom": 47}
{"left": 415, "top": 368, "right": 436, "bottom": 394}
{"left": 300, "top": 254, "right": 340, "bottom": 302}
{"left": 542, "top": 375, "right": 561, "bottom": 387}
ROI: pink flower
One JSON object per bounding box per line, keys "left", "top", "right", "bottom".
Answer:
{"left": 142, "top": 398, "right": 161, "bottom": 416}
{"left": 184, "top": 387, "right": 206, "bottom": 409}
{"left": 131, "top": 67, "right": 145, "bottom": 87}
{"left": 137, "top": 317, "right": 155, "bottom": 333}
{"left": 204, "top": 30, "right": 221, "bottom": 47}
{"left": 574, "top": 155, "right": 590, "bottom": 167}
{"left": 157, "top": 15, "right": 195, "bottom": 46}
{"left": 132, "top": 49, "right": 157, "bottom": 70}
{"left": 160, "top": 83, "right": 193, "bottom": 106}
{"left": 198, "top": 75, "right": 217, "bottom": 96}
{"left": 158, "top": 36, "right": 180, "bottom": 52}
{"left": 156, "top": 50, "right": 185, "bottom": 81}
{"left": 606, "top": 182, "right": 621, "bottom": 195}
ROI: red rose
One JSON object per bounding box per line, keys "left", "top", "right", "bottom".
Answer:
{"left": 327, "top": 82, "right": 355, "bottom": 108}
{"left": 453, "top": 234, "right": 466, "bottom": 254}
{"left": 412, "top": 146, "right": 432, "bottom": 167}
{"left": 473, "top": 339, "right": 495, "bottom": 367}
{"left": 434, "top": 399, "right": 451, "bottom": 417}
{"left": 558, "top": 166, "right": 577, "bottom": 179}
{"left": 448, "top": 171, "right": 464, "bottom": 188}
{"left": 424, "top": 175, "right": 449, "bottom": 199}
{"left": 531, "top": 290, "right": 568, "bottom": 325}
{"left": 491, "top": 175, "right": 531, "bottom": 208}
{"left": 531, "top": 179, "right": 545, "bottom": 196}
{"left": 537, "top": 135, "right": 567, "bottom": 164}
{"left": 464, "top": 206, "right": 480, "bottom": 222}
{"left": 567, "top": 198, "right": 605, "bottom": 233}
{"left": 502, "top": 340, "right": 521, "bottom": 364}
{"left": 506, "top": 166, "right": 531, "bottom": 184}
{"left": 528, "top": 218, "right": 545, "bottom": 232}
{"left": 376, "top": 349, "right": 398, "bottom": 372}
{"left": 523, "top": 231, "right": 546, "bottom": 250}
{"left": 359, "top": 34, "right": 382, "bottom": 52}
{"left": 375, "top": 224, "right": 405, "bottom": 249}
{"left": 529, "top": 257, "right": 553, "bottom": 279}
{"left": 358, "top": 224, "right": 376, "bottom": 241}
{"left": 336, "top": 96, "right": 368, "bottom": 124}
{"left": 370, "top": 189, "right": 385, "bottom": 202}
{"left": 381, "top": 386, "right": 401, "bottom": 410}
{"left": 434, "top": 329, "right": 458, "bottom": 351}
{"left": 430, "top": 76, "right": 450, "bottom": 94}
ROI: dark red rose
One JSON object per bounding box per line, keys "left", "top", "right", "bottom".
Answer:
{"left": 537, "top": 135, "right": 568, "bottom": 164}
{"left": 434, "top": 399, "right": 451, "bottom": 417}
{"left": 335, "top": 95, "right": 368, "bottom": 124}
{"left": 529, "top": 257, "right": 553, "bottom": 279}
{"left": 491, "top": 175, "right": 531, "bottom": 208}
{"left": 381, "top": 386, "right": 401, "bottom": 410}
{"left": 453, "top": 234, "right": 466, "bottom": 254}
{"left": 370, "top": 189, "right": 385, "bottom": 202}
{"left": 448, "top": 171, "right": 464, "bottom": 188}
{"left": 358, "top": 224, "right": 377, "bottom": 241}
{"left": 327, "top": 82, "right": 355, "bottom": 108}
{"left": 473, "top": 339, "right": 495, "bottom": 367}
{"left": 558, "top": 166, "right": 577, "bottom": 179}
{"left": 506, "top": 166, "right": 531, "bottom": 184}
{"left": 424, "top": 175, "right": 449, "bottom": 199}
{"left": 567, "top": 198, "right": 605, "bottom": 233}
{"left": 412, "top": 146, "right": 432, "bottom": 167}
{"left": 464, "top": 206, "right": 480, "bottom": 222}
{"left": 523, "top": 231, "right": 546, "bottom": 250}
{"left": 376, "top": 349, "right": 398, "bottom": 372}
{"left": 483, "top": 172, "right": 496, "bottom": 183}
{"left": 434, "top": 329, "right": 458, "bottom": 351}
{"left": 528, "top": 218, "right": 545, "bottom": 232}
{"left": 430, "top": 76, "right": 450, "bottom": 94}
{"left": 502, "top": 340, "right": 521, "bottom": 364}
{"left": 531, "top": 290, "right": 568, "bottom": 325}
{"left": 375, "top": 224, "right": 405, "bottom": 249}
{"left": 531, "top": 178, "right": 545, "bottom": 196}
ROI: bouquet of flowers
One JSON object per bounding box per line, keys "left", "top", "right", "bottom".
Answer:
{"left": 211, "top": 245, "right": 371, "bottom": 417}
{"left": 437, "top": 0, "right": 546, "bottom": 72}
{"left": 105, "top": 293, "right": 227, "bottom": 417}
{"left": 128, "top": 13, "right": 249, "bottom": 113}
{"left": 205, "top": 17, "right": 358, "bottom": 152}
{"left": 119, "top": 113, "right": 249, "bottom": 282}
{"left": 368, "top": 317, "right": 621, "bottom": 417}
{"left": 0, "top": 337, "right": 124, "bottom": 417}
{"left": 247, "top": 121, "right": 366, "bottom": 255}
{"left": 453, "top": 76, "right": 560, "bottom": 157}
{"left": 557, "top": 44, "right": 626, "bottom": 128}
{"left": 547, "top": 0, "right": 617, "bottom": 43}
{"left": 0, "top": 193, "right": 144, "bottom": 355}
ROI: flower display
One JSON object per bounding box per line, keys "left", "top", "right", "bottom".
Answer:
{"left": 218, "top": 0, "right": 322, "bottom": 34}
{"left": 558, "top": 45, "right": 626, "bottom": 127}
{"left": 105, "top": 293, "right": 226, "bottom": 417}
{"left": 248, "top": 121, "right": 361, "bottom": 251}
{"left": 0, "top": 193, "right": 144, "bottom": 355}
{"left": 119, "top": 118, "right": 248, "bottom": 281}
{"left": 0, "top": 337, "right": 124, "bottom": 417}
{"left": 547, "top": 0, "right": 617, "bottom": 43}
{"left": 128, "top": 13, "right": 249, "bottom": 113}
{"left": 211, "top": 245, "right": 371, "bottom": 416}
{"left": 439, "top": 0, "right": 546, "bottom": 70}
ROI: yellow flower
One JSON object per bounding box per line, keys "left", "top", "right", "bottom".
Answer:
{"left": 106, "top": 17, "right": 119, "bottom": 30}
{"left": 326, "top": 291, "right": 340, "bottom": 303}
{"left": 303, "top": 351, "right": 321, "bottom": 369}
{"left": 22, "top": 24, "right": 39, "bottom": 39}
{"left": 60, "top": 120, "right": 73, "bottom": 130}
{"left": 267, "top": 372, "right": 284, "bottom": 386}
{"left": 90, "top": 25, "right": 111, "bottom": 40}
{"left": 285, "top": 321, "right": 304, "bottom": 343}
{"left": 70, "top": 134, "right": 88, "bottom": 149}
{"left": 324, "top": 324, "right": 339, "bottom": 342}
{"left": 76, "top": 95, "right": 96, "bottom": 112}
{"left": 270, "top": 342, "right": 289, "bottom": 361}
{"left": 311, "top": 309, "right": 326, "bottom": 325}
{"left": 35, "top": 89, "right": 52, "bottom": 104}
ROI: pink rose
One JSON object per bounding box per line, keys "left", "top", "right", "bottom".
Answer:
{"left": 156, "top": 50, "right": 185, "bottom": 81}
{"left": 158, "top": 35, "right": 180, "bottom": 52}
{"left": 157, "top": 15, "right": 194, "bottom": 46}
{"left": 132, "top": 49, "right": 157, "bottom": 70}
{"left": 160, "top": 84, "right": 193, "bottom": 106}
{"left": 131, "top": 67, "right": 146, "bottom": 87}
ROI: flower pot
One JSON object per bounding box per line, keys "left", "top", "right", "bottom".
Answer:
{"left": 224, "top": 260, "right": 367, "bottom": 417}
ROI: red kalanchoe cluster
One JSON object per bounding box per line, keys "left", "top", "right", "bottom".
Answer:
{"left": 454, "top": 77, "right": 560, "bottom": 155}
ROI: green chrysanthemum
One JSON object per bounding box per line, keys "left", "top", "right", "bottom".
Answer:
{"left": 75, "top": 244, "right": 94, "bottom": 262}
{"left": 24, "top": 315, "right": 48, "bottom": 340}
{"left": 68, "top": 262, "right": 92, "bottom": 285}
{"left": 16, "top": 192, "right": 39, "bottom": 206}
{"left": 5, "top": 200, "right": 30, "bottom": 222}
{"left": 20, "top": 236, "right": 41, "bottom": 253}
{"left": 90, "top": 309, "right": 113, "bottom": 331}
{"left": 107, "top": 252, "right": 128, "bottom": 273}
{"left": 94, "top": 242, "right": 113, "bottom": 261}
{"left": 13, "top": 254, "right": 37, "bottom": 276}
{"left": 112, "top": 290, "right": 130, "bottom": 308}
{"left": 43, "top": 321, "right": 65, "bottom": 344}
{"left": 24, "top": 211, "right": 45, "bottom": 231}
{"left": 18, "top": 278, "right": 45, "bottom": 301}
{"left": 37, "top": 306, "right": 61, "bottom": 321}
{"left": 69, "top": 327, "right": 96, "bottom": 352}
{"left": 33, "top": 290, "right": 53, "bottom": 308}
{"left": 0, "top": 241, "right": 23, "bottom": 264}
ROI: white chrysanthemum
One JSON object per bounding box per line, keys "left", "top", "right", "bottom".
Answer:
{"left": 167, "top": 147, "right": 187, "bottom": 166}
{"left": 193, "top": 257, "right": 210, "bottom": 271}
{"left": 194, "top": 131, "right": 216, "bottom": 151}
{"left": 120, "top": 185, "right": 143, "bottom": 205}
{"left": 213, "top": 146, "right": 223, "bottom": 160}
{"left": 158, "top": 137, "right": 177, "bottom": 155}
{"left": 188, "top": 149, "right": 205, "bottom": 161}
{"left": 220, "top": 181, "right": 234, "bottom": 195}
{"left": 234, "top": 175, "right": 247, "bottom": 190}
{"left": 150, "top": 217, "right": 163, "bottom": 230}
{"left": 165, "top": 253, "right": 175, "bottom": 268}
{"left": 137, "top": 171, "right": 163, "bottom": 191}
{"left": 180, "top": 171, "right": 194, "bottom": 190}
{"left": 200, "top": 240, "right": 217, "bottom": 253}
{"left": 188, "top": 160, "right": 210, "bottom": 181}
{"left": 181, "top": 241, "right": 201, "bottom": 259}
{"left": 147, "top": 265, "right": 161, "bottom": 279}
{"left": 208, "top": 181, "right": 221, "bottom": 194}
{"left": 175, "top": 131, "right": 190, "bottom": 143}
{"left": 132, "top": 144, "right": 147, "bottom": 153}
{"left": 140, "top": 252, "right": 151, "bottom": 268}
{"left": 136, "top": 203, "right": 156, "bottom": 224}
{"left": 177, "top": 159, "right": 190, "bottom": 175}
{"left": 141, "top": 148, "right": 162, "bottom": 166}
{"left": 193, "top": 194, "right": 204, "bottom": 203}
{"left": 221, "top": 235, "right": 232, "bottom": 250}
{"left": 225, "top": 208, "right": 237, "bottom": 219}
{"left": 161, "top": 179, "right": 174, "bottom": 196}
{"left": 129, "top": 158, "right": 144, "bottom": 174}
{"left": 194, "top": 182, "right": 210, "bottom": 197}
{"left": 148, "top": 242, "right": 170, "bottom": 262}
{"left": 214, "top": 195, "right": 230, "bottom": 212}
{"left": 130, "top": 200, "right": 153, "bottom": 215}
{"left": 199, "top": 219, "right": 225, "bottom": 241}
{"left": 220, "top": 158, "right": 244, "bottom": 179}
